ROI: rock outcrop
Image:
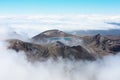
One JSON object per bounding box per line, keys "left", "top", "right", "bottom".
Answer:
{"left": 82, "top": 34, "right": 120, "bottom": 56}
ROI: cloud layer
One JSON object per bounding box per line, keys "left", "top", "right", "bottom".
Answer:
{"left": 0, "top": 15, "right": 120, "bottom": 37}
{"left": 0, "top": 15, "right": 120, "bottom": 80}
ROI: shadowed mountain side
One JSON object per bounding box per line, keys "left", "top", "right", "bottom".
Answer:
{"left": 82, "top": 34, "right": 120, "bottom": 56}
{"left": 7, "top": 39, "right": 95, "bottom": 62}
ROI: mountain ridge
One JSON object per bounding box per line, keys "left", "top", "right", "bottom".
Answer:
{"left": 7, "top": 29, "right": 120, "bottom": 62}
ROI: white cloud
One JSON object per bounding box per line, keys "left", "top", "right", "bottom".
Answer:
{"left": 0, "top": 14, "right": 120, "bottom": 80}
{"left": 0, "top": 14, "right": 120, "bottom": 37}
{"left": 1, "top": 44, "right": 120, "bottom": 80}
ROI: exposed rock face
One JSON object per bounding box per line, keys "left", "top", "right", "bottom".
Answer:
{"left": 7, "top": 39, "right": 95, "bottom": 61}
{"left": 7, "top": 39, "right": 48, "bottom": 61}
{"left": 82, "top": 34, "right": 120, "bottom": 56}
{"left": 7, "top": 30, "right": 120, "bottom": 61}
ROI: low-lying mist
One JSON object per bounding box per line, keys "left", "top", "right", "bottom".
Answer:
{"left": 0, "top": 15, "right": 120, "bottom": 80}
{"left": 1, "top": 44, "right": 120, "bottom": 80}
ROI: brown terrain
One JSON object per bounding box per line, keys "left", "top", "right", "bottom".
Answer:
{"left": 7, "top": 30, "right": 120, "bottom": 62}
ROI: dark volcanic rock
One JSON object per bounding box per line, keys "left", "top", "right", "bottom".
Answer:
{"left": 7, "top": 39, "right": 95, "bottom": 61}
{"left": 7, "top": 39, "right": 49, "bottom": 61}
{"left": 82, "top": 34, "right": 120, "bottom": 56}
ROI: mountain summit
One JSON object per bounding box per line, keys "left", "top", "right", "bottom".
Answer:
{"left": 32, "top": 29, "right": 75, "bottom": 41}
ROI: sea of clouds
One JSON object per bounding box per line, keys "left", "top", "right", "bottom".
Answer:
{"left": 0, "top": 14, "right": 120, "bottom": 37}
{"left": 0, "top": 15, "right": 120, "bottom": 80}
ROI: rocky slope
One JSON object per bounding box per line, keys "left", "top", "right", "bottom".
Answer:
{"left": 7, "top": 39, "right": 95, "bottom": 62}
{"left": 7, "top": 30, "right": 120, "bottom": 61}
{"left": 82, "top": 34, "right": 120, "bottom": 56}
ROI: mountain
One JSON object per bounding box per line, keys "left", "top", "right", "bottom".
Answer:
{"left": 70, "top": 29, "right": 120, "bottom": 35}
{"left": 107, "top": 22, "right": 120, "bottom": 26}
{"left": 6, "top": 29, "right": 120, "bottom": 62}
{"left": 7, "top": 39, "right": 95, "bottom": 62}
{"left": 32, "top": 29, "right": 76, "bottom": 42}
{"left": 82, "top": 34, "right": 120, "bottom": 56}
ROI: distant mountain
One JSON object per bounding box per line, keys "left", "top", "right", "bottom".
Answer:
{"left": 70, "top": 29, "right": 120, "bottom": 35}
{"left": 107, "top": 22, "right": 120, "bottom": 26}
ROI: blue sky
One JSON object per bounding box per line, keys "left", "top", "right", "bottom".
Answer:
{"left": 0, "top": 0, "right": 120, "bottom": 15}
